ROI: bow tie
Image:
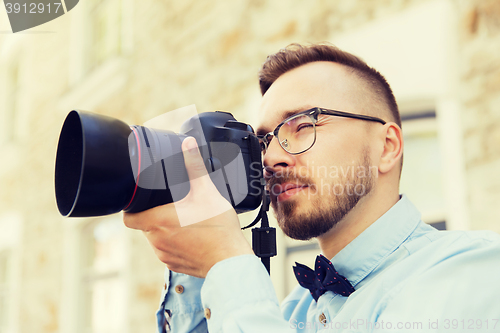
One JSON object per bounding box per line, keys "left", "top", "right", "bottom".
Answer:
{"left": 293, "top": 255, "right": 355, "bottom": 302}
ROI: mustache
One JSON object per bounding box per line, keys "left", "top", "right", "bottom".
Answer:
{"left": 265, "top": 172, "right": 315, "bottom": 191}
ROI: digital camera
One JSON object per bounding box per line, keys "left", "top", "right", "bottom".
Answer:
{"left": 55, "top": 110, "right": 264, "bottom": 217}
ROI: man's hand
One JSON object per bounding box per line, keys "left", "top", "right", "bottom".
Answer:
{"left": 123, "top": 137, "right": 254, "bottom": 278}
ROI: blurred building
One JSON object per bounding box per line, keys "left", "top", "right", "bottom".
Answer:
{"left": 0, "top": 0, "right": 499, "bottom": 332}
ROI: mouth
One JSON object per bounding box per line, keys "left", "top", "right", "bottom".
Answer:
{"left": 269, "top": 183, "right": 309, "bottom": 203}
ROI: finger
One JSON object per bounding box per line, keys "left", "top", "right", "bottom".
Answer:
{"left": 181, "top": 137, "right": 215, "bottom": 191}
{"left": 123, "top": 203, "right": 179, "bottom": 231}
{"left": 123, "top": 211, "right": 144, "bottom": 230}
{"left": 176, "top": 137, "right": 233, "bottom": 227}
{"left": 146, "top": 241, "right": 204, "bottom": 276}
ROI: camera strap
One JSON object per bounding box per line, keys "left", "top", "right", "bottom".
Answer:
{"left": 241, "top": 199, "right": 266, "bottom": 230}
{"left": 241, "top": 191, "right": 277, "bottom": 274}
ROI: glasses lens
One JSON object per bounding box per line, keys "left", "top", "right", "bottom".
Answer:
{"left": 277, "top": 114, "right": 315, "bottom": 154}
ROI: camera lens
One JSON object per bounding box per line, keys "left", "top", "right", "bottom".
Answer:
{"left": 55, "top": 111, "right": 84, "bottom": 216}
{"left": 55, "top": 111, "right": 137, "bottom": 217}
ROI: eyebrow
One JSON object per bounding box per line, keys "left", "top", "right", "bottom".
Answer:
{"left": 255, "top": 106, "right": 313, "bottom": 137}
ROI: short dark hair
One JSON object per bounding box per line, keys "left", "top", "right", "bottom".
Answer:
{"left": 259, "top": 43, "right": 401, "bottom": 127}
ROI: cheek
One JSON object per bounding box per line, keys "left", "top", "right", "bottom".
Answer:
{"left": 303, "top": 140, "right": 353, "bottom": 168}
{"left": 295, "top": 154, "right": 334, "bottom": 180}
{"left": 296, "top": 148, "right": 365, "bottom": 184}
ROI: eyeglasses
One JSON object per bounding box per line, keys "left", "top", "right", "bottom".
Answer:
{"left": 258, "top": 107, "right": 386, "bottom": 155}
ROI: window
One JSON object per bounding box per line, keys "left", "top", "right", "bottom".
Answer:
{"left": 80, "top": 218, "right": 127, "bottom": 333}
{"left": 400, "top": 110, "right": 447, "bottom": 229}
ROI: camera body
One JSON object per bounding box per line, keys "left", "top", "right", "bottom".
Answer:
{"left": 55, "top": 110, "right": 264, "bottom": 217}
{"left": 180, "top": 111, "right": 264, "bottom": 213}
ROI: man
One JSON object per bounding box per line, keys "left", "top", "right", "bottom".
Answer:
{"left": 124, "top": 43, "right": 500, "bottom": 332}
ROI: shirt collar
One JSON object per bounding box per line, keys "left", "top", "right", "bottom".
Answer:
{"left": 329, "top": 194, "right": 421, "bottom": 287}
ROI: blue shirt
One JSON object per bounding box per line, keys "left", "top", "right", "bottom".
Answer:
{"left": 157, "top": 195, "right": 500, "bottom": 332}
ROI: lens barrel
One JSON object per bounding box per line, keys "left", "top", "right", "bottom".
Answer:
{"left": 55, "top": 111, "right": 188, "bottom": 217}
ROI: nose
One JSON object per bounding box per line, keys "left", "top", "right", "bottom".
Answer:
{"left": 263, "top": 137, "right": 296, "bottom": 179}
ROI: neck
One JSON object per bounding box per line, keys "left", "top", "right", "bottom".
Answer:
{"left": 317, "top": 184, "right": 400, "bottom": 260}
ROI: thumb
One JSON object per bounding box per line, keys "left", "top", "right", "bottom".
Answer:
{"left": 176, "top": 137, "right": 233, "bottom": 227}
{"left": 181, "top": 137, "right": 215, "bottom": 192}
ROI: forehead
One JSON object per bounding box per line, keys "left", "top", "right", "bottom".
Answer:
{"left": 256, "top": 61, "right": 367, "bottom": 135}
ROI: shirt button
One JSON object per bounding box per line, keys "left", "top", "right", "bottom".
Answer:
{"left": 174, "top": 285, "right": 184, "bottom": 294}
{"left": 319, "top": 313, "right": 327, "bottom": 325}
{"left": 204, "top": 308, "right": 211, "bottom": 319}
{"left": 163, "top": 283, "right": 167, "bottom": 290}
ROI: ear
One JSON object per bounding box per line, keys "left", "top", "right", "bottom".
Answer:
{"left": 379, "top": 123, "right": 403, "bottom": 175}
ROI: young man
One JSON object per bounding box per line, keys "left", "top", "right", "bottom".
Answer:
{"left": 124, "top": 44, "right": 500, "bottom": 332}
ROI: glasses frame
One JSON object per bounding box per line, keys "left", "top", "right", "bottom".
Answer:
{"left": 258, "top": 107, "right": 387, "bottom": 155}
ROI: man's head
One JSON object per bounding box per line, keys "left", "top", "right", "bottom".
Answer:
{"left": 259, "top": 43, "right": 401, "bottom": 127}
{"left": 256, "top": 43, "right": 403, "bottom": 241}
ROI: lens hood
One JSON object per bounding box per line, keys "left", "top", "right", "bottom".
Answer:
{"left": 55, "top": 110, "right": 136, "bottom": 217}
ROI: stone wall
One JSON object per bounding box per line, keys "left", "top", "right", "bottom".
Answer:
{"left": 458, "top": 0, "right": 500, "bottom": 232}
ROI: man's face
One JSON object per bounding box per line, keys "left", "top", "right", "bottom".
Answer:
{"left": 256, "top": 62, "right": 379, "bottom": 240}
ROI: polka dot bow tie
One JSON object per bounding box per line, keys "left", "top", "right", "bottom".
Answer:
{"left": 293, "top": 254, "right": 355, "bottom": 302}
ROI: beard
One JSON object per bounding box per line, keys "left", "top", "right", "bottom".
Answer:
{"left": 268, "top": 152, "right": 374, "bottom": 241}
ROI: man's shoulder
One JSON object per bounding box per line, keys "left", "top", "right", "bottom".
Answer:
{"left": 435, "top": 228, "right": 500, "bottom": 242}
{"left": 395, "top": 228, "right": 498, "bottom": 286}
{"left": 404, "top": 227, "right": 500, "bottom": 257}
{"left": 395, "top": 228, "right": 500, "bottom": 280}
{"left": 372, "top": 229, "right": 500, "bottom": 323}
{"left": 368, "top": 227, "right": 500, "bottom": 302}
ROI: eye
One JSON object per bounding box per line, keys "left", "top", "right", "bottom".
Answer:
{"left": 296, "top": 123, "right": 314, "bottom": 132}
